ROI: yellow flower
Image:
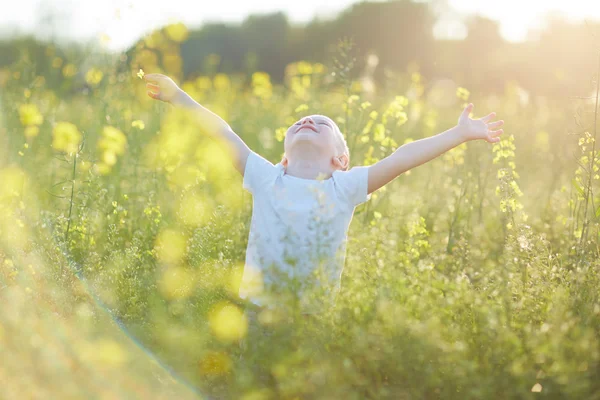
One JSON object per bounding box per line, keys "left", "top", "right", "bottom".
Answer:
{"left": 52, "top": 57, "right": 63, "bottom": 69}
{"left": 24, "top": 126, "right": 39, "bottom": 139}
{"left": 275, "top": 127, "right": 286, "bottom": 142}
{"left": 52, "top": 122, "right": 82, "bottom": 153}
{"left": 154, "top": 229, "right": 188, "bottom": 264}
{"left": 18, "top": 104, "right": 43, "bottom": 126}
{"left": 144, "top": 30, "right": 168, "bottom": 50}
{"left": 165, "top": 22, "right": 189, "bottom": 42}
{"left": 135, "top": 51, "right": 158, "bottom": 69}
{"left": 137, "top": 69, "right": 145, "bottom": 79}
{"left": 131, "top": 120, "right": 145, "bottom": 130}
{"left": 456, "top": 87, "right": 470, "bottom": 101}
{"left": 98, "top": 126, "right": 127, "bottom": 155}
{"left": 373, "top": 124, "right": 386, "bottom": 142}
{"left": 294, "top": 104, "right": 308, "bottom": 113}
{"left": 252, "top": 71, "right": 273, "bottom": 99}
{"left": 62, "top": 64, "right": 77, "bottom": 78}
{"left": 313, "top": 63, "right": 325, "bottom": 74}
{"left": 198, "top": 351, "right": 232, "bottom": 377}
{"left": 209, "top": 301, "right": 248, "bottom": 342}
{"left": 213, "top": 73, "right": 230, "bottom": 91}
{"left": 158, "top": 267, "right": 196, "bottom": 300}
{"left": 297, "top": 61, "right": 313, "bottom": 75}
{"left": 163, "top": 53, "right": 182, "bottom": 74}
{"left": 102, "top": 150, "right": 117, "bottom": 166}
{"left": 85, "top": 68, "right": 104, "bottom": 86}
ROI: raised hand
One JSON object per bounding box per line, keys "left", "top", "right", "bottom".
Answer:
{"left": 458, "top": 103, "right": 505, "bottom": 143}
{"left": 143, "top": 73, "right": 182, "bottom": 103}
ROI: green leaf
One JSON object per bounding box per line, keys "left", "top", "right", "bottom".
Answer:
{"left": 596, "top": 204, "right": 600, "bottom": 219}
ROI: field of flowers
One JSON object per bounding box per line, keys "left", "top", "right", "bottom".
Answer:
{"left": 1, "top": 25, "right": 600, "bottom": 399}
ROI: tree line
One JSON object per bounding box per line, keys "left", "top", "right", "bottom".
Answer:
{"left": 1, "top": 0, "right": 598, "bottom": 98}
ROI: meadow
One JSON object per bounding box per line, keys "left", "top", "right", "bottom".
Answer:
{"left": 1, "top": 26, "right": 600, "bottom": 399}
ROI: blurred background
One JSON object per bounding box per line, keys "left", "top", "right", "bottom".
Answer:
{"left": 2, "top": 0, "right": 600, "bottom": 97}
{"left": 2, "top": 1, "right": 600, "bottom": 399}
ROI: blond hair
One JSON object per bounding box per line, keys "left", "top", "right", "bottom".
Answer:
{"left": 331, "top": 120, "right": 350, "bottom": 171}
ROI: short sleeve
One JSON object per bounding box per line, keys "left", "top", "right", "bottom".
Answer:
{"left": 332, "top": 166, "right": 371, "bottom": 207}
{"left": 243, "top": 151, "right": 279, "bottom": 195}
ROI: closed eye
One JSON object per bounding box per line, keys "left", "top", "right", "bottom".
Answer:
{"left": 294, "top": 121, "right": 331, "bottom": 127}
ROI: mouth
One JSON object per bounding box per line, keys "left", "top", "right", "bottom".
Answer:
{"left": 296, "top": 125, "right": 318, "bottom": 133}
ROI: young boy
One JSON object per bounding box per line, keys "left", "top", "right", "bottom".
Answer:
{"left": 143, "top": 74, "right": 504, "bottom": 318}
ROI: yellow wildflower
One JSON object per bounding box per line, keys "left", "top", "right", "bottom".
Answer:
{"left": 456, "top": 87, "right": 470, "bottom": 101}
{"left": 85, "top": 68, "right": 104, "bottom": 86}
{"left": 98, "top": 126, "right": 127, "bottom": 155}
{"left": 295, "top": 104, "right": 308, "bottom": 113}
{"left": 52, "top": 57, "right": 63, "bottom": 69}
{"left": 213, "top": 73, "right": 230, "bottom": 91}
{"left": 297, "top": 61, "right": 313, "bottom": 75}
{"left": 198, "top": 351, "right": 232, "bottom": 376}
{"left": 62, "top": 64, "right": 77, "bottom": 78}
{"left": 165, "top": 22, "right": 189, "bottom": 42}
{"left": 158, "top": 267, "right": 196, "bottom": 300}
{"left": 52, "top": 122, "right": 82, "bottom": 153}
{"left": 131, "top": 120, "right": 145, "bottom": 130}
{"left": 18, "top": 104, "right": 43, "bottom": 126}
{"left": 209, "top": 301, "right": 248, "bottom": 342}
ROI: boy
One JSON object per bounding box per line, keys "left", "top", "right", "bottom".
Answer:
{"left": 143, "top": 74, "right": 504, "bottom": 318}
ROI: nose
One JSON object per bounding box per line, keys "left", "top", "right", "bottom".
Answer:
{"left": 301, "top": 117, "right": 315, "bottom": 125}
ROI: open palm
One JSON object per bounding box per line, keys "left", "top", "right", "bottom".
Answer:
{"left": 458, "top": 103, "right": 505, "bottom": 143}
{"left": 143, "top": 73, "right": 181, "bottom": 103}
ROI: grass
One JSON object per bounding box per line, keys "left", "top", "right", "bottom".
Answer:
{"left": 0, "top": 33, "right": 599, "bottom": 399}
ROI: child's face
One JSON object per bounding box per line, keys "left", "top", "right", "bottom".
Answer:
{"left": 283, "top": 115, "right": 342, "bottom": 159}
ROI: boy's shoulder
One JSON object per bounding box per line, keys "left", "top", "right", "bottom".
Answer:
{"left": 243, "top": 151, "right": 281, "bottom": 194}
{"left": 332, "top": 165, "right": 371, "bottom": 207}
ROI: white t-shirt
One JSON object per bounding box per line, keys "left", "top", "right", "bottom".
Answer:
{"left": 239, "top": 150, "right": 371, "bottom": 313}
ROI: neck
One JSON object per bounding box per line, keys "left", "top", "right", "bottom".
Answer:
{"left": 285, "top": 146, "right": 335, "bottom": 180}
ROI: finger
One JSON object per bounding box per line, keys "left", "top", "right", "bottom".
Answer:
{"left": 146, "top": 83, "right": 160, "bottom": 90}
{"left": 487, "top": 120, "right": 504, "bottom": 129}
{"left": 489, "top": 129, "right": 504, "bottom": 137}
{"left": 144, "top": 74, "right": 159, "bottom": 84}
{"left": 461, "top": 103, "right": 474, "bottom": 119}
{"left": 486, "top": 135, "right": 500, "bottom": 144}
{"left": 481, "top": 112, "right": 496, "bottom": 123}
{"left": 147, "top": 90, "right": 160, "bottom": 100}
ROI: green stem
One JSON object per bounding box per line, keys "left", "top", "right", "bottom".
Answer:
{"left": 65, "top": 152, "right": 77, "bottom": 243}
{"left": 579, "top": 50, "right": 600, "bottom": 252}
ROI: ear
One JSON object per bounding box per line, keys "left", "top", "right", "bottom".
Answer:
{"left": 281, "top": 154, "right": 288, "bottom": 168}
{"left": 332, "top": 153, "right": 349, "bottom": 171}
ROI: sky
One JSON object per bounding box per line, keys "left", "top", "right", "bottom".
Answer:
{"left": 2, "top": 0, "right": 600, "bottom": 51}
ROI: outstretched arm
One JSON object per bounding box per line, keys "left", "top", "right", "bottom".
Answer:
{"left": 144, "top": 73, "right": 251, "bottom": 175}
{"left": 367, "top": 103, "right": 504, "bottom": 194}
